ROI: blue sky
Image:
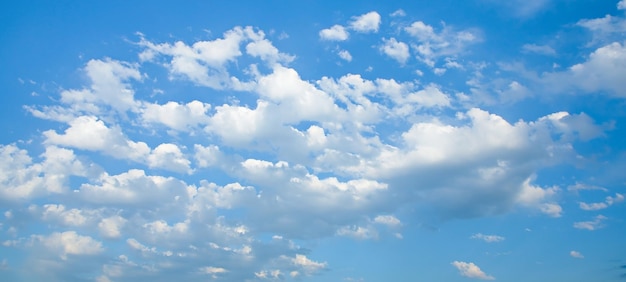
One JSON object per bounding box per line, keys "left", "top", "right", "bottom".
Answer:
{"left": 1, "top": 0, "right": 626, "bottom": 281}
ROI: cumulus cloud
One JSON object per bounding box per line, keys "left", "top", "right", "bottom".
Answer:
{"left": 7, "top": 18, "right": 618, "bottom": 281}
{"left": 0, "top": 145, "right": 93, "bottom": 200}
{"left": 379, "top": 37, "right": 410, "bottom": 64}
{"left": 349, "top": 11, "right": 381, "bottom": 33}
{"left": 338, "top": 49, "right": 353, "bottom": 61}
{"left": 451, "top": 261, "right": 495, "bottom": 280}
{"left": 319, "top": 25, "right": 349, "bottom": 41}
{"left": 141, "top": 100, "right": 211, "bottom": 132}
{"left": 543, "top": 42, "right": 626, "bottom": 97}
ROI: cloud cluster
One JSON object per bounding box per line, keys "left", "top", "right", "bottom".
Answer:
{"left": 4, "top": 4, "right": 626, "bottom": 280}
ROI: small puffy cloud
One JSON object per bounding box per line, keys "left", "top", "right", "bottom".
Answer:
{"left": 338, "top": 49, "right": 353, "bottom": 62}
{"left": 471, "top": 233, "right": 505, "bottom": 243}
{"left": 619, "top": 0, "right": 626, "bottom": 9}
{"left": 349, "top": 11, "right": 381, "bottom": 33}
{"left": 570, "top": 251, "right": 584, "bottom": 259}
{"left": 292, "top": 254, "right": 327, "bottom": 275}
{"left": 319, "top": 25, "right": 349, "bottom": 41}
{"left": 451, "top": 261, "right": 495, "bottom": 280}
{"left": 573, "top": 215, "right": 607, "bottom": 230}
{"left": 522, "top": 43, "right": 556, "bottom": 55}
{"left": 380, "top": 37, "right": 410, "bottom": 64}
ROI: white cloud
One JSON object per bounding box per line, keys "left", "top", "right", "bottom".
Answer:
{"left": 41, "top": 204, "right": 88, "bottom": 226}
{"left": 579, "top": 193, "right": 624, "bottom": 210}
{"left": 373, "top": 215, "right": 401, "bottom": 227}
{"left": 338, "top": 49, "right": 353, "bottom": 62}
{"left": 141, "top": 100, "right": 211, "bottom": 132}
{"left": 319, "top": 25, "right": 349, "bottom": 41}
{"left": 390, "top": 9, "right": 406, "bottom": 17}
{"left": 147, "top": 143, "right": 192, "bottom": 174}
{"left": 43, "top": 116, "right": 151, "bottom": 162}
{"left": 543, "top": 42, "right": 626, "bottom": 97}
{"left": 522, "top": 43, "right": 556, "bottom": 55}
{"left": 404, "top": 21, "right": 480, "bottom": 67}
{"left": 32, "top": 231, "right": 103, "bottom": 260}
{"left": 291, "top": 254, "right": 327, "bottom": 275}
{"left": 568, "top": 183, "right": 609, "bottom": 192}
{"left": 349, "top": 11, "right": 381, "bottom": 33}
{"left": 99, "top": 216, "right": 127, "bottom": 239}
{"left": 0, "top": 145, "right": 93, "bottom": 200}
{"left": 451, "top": 261, "right": 495, "bottom": 280}
{"left": 60, "top": 58, "right": 142, "bottom": 114}
{"left": 620, "top": 0, "right": 626, "bottom": 9}
{"left": 570, "top": 250, "right": 584, "bottom": 259}
{"left": 336, "top": 225, "right": 378, "bottom": 240}
{"left": 139, "top": 26, "right": 274, "bottom": 89}
{"left": 246, "top": 38, "right": 295, "bottom": 65}
{"left": 573, "top": 215, "right": 607, "bottom": 230}
{"left": 471, "top": 233, "right": 505, "bottom": 243}
{"left": 380, "top": 37, "right": 410, "bottom": 64}
{"left": 77, "top": 169, "right": 188, "bottom": 206}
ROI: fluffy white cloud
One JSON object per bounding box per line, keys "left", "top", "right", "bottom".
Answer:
{"left": 141, "top": 100, "right": 211, "bottom": 132}
{"left": 543, "top": 42, "right": 626, "bottom": 97}
{"left": 319, "top": 25, "right": 349, "bottom": 41}
{"left": 619, "top": 0, "right": 626, "bottom": 9}
{"left": 0, "top": 145, "right": 93, "bottom": 200}
{"left": 77, "top": 169, "right": 189, "bottom": 207}
{"left": 30, "top": 231, "right": 103, "bottom": 260}
{"left": 60, "top": 58, "right": 142, "bottom": 114}
{"left": 349, "top": 11, "right": 381, "bottom": 33}
{"left": 451, "top": 261, "right": 495, "bottom": 280}
{"left": 43, "top": 116, "right": 151, "bottom": 162}
{"left": 338, "top": 49, "right": 353, "bottom": 61}
{"left": 291, "top": 254, "right": 327, "bottom": 275}
{"left": 147, "top": 143, "right": 192, "bottom": 174}
{"left": 99, "top": 215, "right": 127, "bottom": 239}
{"left": 380, "top": 37, "right": 410, "bottom": 64}
{"left": 139, "top": 26, "right": 283, "bottom": 89}
{"left": 471, "top": 233, "right": 505, "bottom": 243}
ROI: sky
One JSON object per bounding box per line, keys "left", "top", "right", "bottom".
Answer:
{"left": 1, "top": 0, "right": 626, "bottom": 281}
